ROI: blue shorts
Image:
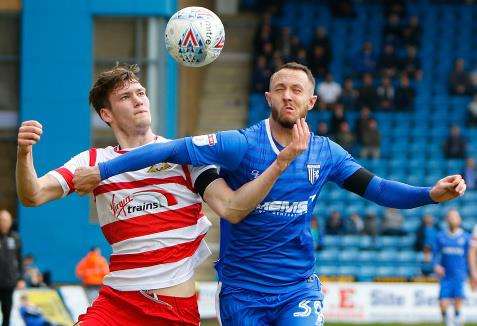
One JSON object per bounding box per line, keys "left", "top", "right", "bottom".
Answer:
{"left": 217, "top": 274, "right": 324, "bottom": 326}
{"left": 439, "top": 278, "right": 465, "bottom": 299}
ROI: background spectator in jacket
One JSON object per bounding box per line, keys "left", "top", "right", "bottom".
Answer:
{"left": 0, "top": 210, "right": 24, "bottom": 326}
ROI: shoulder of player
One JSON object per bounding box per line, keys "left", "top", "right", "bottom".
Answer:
{"left": 310, "top": 133, "right": 327, "bottom": 143}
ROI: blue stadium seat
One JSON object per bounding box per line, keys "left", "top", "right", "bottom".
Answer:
{"left": 323, "top": 236, "right": 340, "bottom": 248}
{"left": 357, "top": 266, "right": 376, "bottom": 281}
{"left": 338, "top": 265, "right": 358, "bottom": 276}
{"left": 316, "top": 250, "right": 340, "bottom": 264}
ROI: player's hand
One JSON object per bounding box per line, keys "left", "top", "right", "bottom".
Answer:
{"left": 471, "top": 277, "right": 477, "bottom": 291}
{"left": 429, "top": 175, "right": 466, "bottom": 203}
{"left": 470, "top": 277, "right": 477, "bottom": 291}
{"left": 434, "top": 265, "right": 445, "bottom": 278}
{"left": 73, "top": 166, "right": 101, "bottom": 195}
{"left": 276, "top": 118, "right": 310, "bottom": 171}
{"left": 17, "top": 120, "right": 43, "bottom": 155}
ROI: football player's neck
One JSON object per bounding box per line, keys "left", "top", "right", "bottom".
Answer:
{"left": 269, "top": 117, "right": 293, "bottom": 146}
{"left": 114, "top": 127, "right": 156, "bottom": 149}
{"left": 449, "top": 225, "right": 459, "bottom": 233}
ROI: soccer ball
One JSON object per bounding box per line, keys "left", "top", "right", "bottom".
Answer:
{"left": 165, "top": 7, "right": 225, "bottom": 67}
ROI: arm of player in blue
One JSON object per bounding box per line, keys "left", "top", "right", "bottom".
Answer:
{"left": 99, "top": 130, "right": 248, "bottom": 180}
{"left": 432, "top": 237, "right": 442, "bottom": 267}
{"left": 363, "top": 176, "right": 435, "bottom": 209}
{"left": 328, "top": 140, "right": 436, "bottom": 209}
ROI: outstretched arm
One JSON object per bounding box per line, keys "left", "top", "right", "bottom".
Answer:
{"left": 16, "top": 121, "right": 64, "bottom": 206}
{"left": 73, "top": 129, "right": 248, "bottom": 194}
{"left": 342, "top": 168, "right": 465, "bottom": 209}
{"left": 203, "top": 119, "right": 310, "bottom": 223}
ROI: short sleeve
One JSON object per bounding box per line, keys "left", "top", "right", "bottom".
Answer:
{"left": 47, "top": 150, "right": 90, "bottom": 196}
{"left": 327, "top": 139, "right": 362, "bottom": 185}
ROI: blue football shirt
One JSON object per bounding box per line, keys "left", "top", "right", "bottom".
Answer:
{"left": 185, "top": 119, "right": 361, "bottom": 293}
{"left": 434, "top": 228, "right": 471, "bottom": 281}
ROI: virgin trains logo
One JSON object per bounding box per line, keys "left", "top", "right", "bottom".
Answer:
{"left": 110, "top": 189, "right": 177, "bottom": 218}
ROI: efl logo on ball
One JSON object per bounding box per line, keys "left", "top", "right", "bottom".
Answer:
{"left": 165, "top": 6, "right": 225, "bottom": 67}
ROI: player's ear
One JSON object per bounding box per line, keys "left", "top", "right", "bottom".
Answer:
{"left": 308, "top": 95, "right": 318, "bottom": 111}
{"left": 100, "top": 107, "right": 113, "bottom": 124}
{"left": 264, "top": 92, "right": 271, "bottom": 107}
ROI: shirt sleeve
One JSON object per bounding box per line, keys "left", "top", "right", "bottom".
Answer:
{"left": 185, "top": 130, "right": 248, "bottom": 171}
{"left": 433, "top": 235, "right": 442, "bottom": 267}
{"left": 327, "top": 139, "right": 362, "bottom": 185}
{"left": 47, "top": 150, "right": 90, "bottom": 196}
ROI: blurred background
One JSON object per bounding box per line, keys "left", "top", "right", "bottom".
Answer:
{"left": 1, "top": 0, "right": 477, "bottom": 325}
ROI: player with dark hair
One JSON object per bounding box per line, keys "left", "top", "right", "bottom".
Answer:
{"left": 74, "top": 62, "right": 466, "bottom": 326}
{"left": 16, "top": 64, "right": 308, "bottom": 325}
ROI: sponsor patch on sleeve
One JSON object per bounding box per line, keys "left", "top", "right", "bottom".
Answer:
{"left": 192, "top": 134, "right": 218, "bottom": 146}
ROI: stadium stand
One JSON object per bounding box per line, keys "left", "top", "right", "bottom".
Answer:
{"left": 248, "top": 0, "right": 477, "bottom": 281}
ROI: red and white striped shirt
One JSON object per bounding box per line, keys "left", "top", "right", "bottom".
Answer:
{"left": 48, "top": 137, "right": 212, "bottom": 291}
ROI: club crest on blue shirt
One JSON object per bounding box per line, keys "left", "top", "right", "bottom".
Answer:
{"left": 307, "top": 164, "right": 320, "bottom": 184}
{"left": 192, "top": 134, "right": 217, "bottom": 146}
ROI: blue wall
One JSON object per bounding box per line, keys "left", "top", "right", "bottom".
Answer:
{"left": 20, "top": 0, "right": 177, "bottom": 282}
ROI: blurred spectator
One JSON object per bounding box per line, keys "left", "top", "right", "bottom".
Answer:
{"left": 289, "top": 36, "right": 304, "bottom": 60}
{"left": 364, "top": 213, "right": 379, "bottom": 237}
{"left": 383, "top": 13, "right": 402, "bottom": 46}
{"left": 377, "top": 77, "right": 396, "bottom": 110}
{"left": 330, "top": 103, "right": 347, "bottom": 135}
{"left": 334, "top": 121, "right": 355, "bottom": 153}
{"left": 311, "top": 216, "right": 324, "bottom": 251}
{"left": 449, "top": 58, "right": 472, "bottom": 95}
{"left": 420, "top": 246, "right": 435, "bottom": 277}
{"left": 252, "top": 55, "right": 272, "bottom": 93}
{"left": 395, "top": 73, "right": 415, "bottom": 111}
{"left": 378, "top": 44, "right": 399, "bottom": 77}
{"left": 310, "top": 27, "right": 332, "bottom": 63}
{"left": 261, "top": 41, "right": 275, "bottom": 63}
{"left": 353, "top": 42, "right": 377, "bottom": 76}
{"left": 400, "top": 45, "right": 422, "bottom": 80}
{"left": 22, "top": 254, "right": 45, "bottom": 288}
{"left": 0, "top": 210, "right": 24, "bottom": 326}
{"left": 358, "top": 73, "right": 378, "bottom": 110}
{"left": 76, "top": 246, "right": 109, "bottom": 303}
{"left": 76, "top": 247, "right": 109, "bottom": 287}
{"left": 309, "top": 45, "right": 330, "bottom": 78}
{"left": 467, "top": 94, "right": 477, "bottom": 126}
{"left": 254, "top": 24, "right": 274, "bottom": 55}
{"left": 471, "top": 67, "right": 477, "bottom": 95}
{"left": 329, "top": 0, "right": 356, "bottom": 18}
{"left": 356, "top": 106, "right": 372, "bottom": 143}
{"left": 271, "top": 51, "right": 284, "bottom": 72}
{"left": 340, "top": 77, "right": 359, "bottom": 111}
{"left": 345, "top": 213, "right": 364, "bottom": 235}
{"left": 381, "top": 208, "right": 406, "bottom": 236}
{"left": 401, "top": 16, "right": 421, "bottom": 48}
{"left": 317, "top": 122, "right": 329, "bottom": 137}
{"left": 326, "top": 211, "right": 345, "bottom": 235}
{"left": 384, "top": 0, "right": 406, "bottom": 19}
{"left": 360, "top": 118, "right": 381, "bottom": 159}
{"left": 463, "top": 158, "right": 477, "bottom": 190}
{"left": 415, "top": 214, "right": 439, "bottom": 252}
{"left": 275, "top": 27, "right": 292, "bottom": 59}
{"left": 317, "top": 73, "right": 342, "bottom": 110}
{"left": 19, "top": 294, "right": 55, "bottom": 326}
{"left": 443, "top": 125, "right": 467, "bottom": 159}
{"left": 293, "top": 48, "right": 308, "bottom": 67}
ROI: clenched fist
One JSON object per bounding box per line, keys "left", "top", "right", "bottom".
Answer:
{"left": 18, "top": 120, "right": 43, "bottom": 154}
